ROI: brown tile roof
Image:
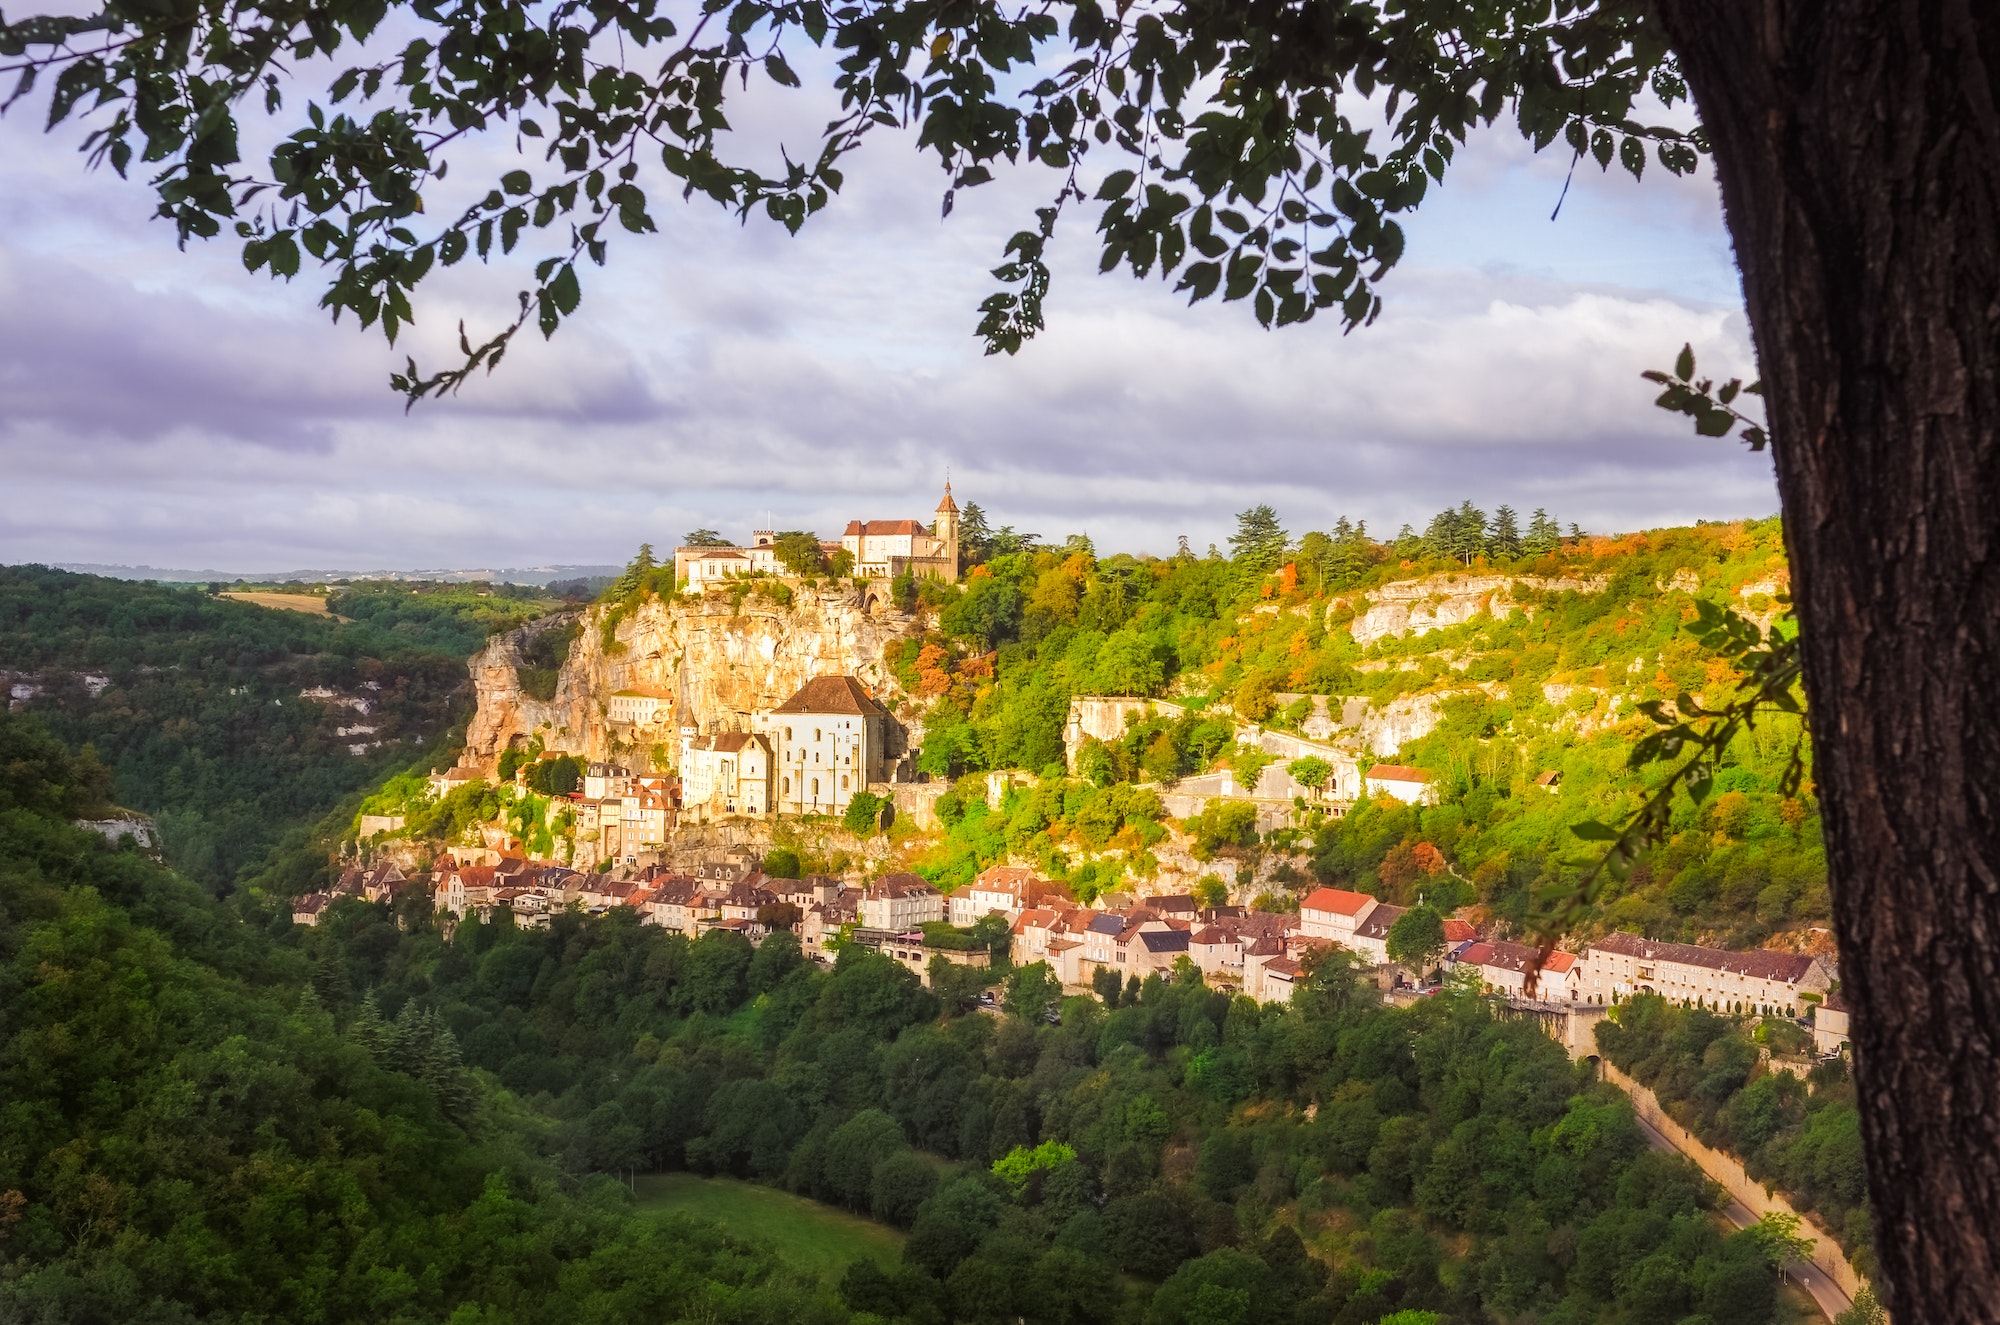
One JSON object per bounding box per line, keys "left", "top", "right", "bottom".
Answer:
{"left": 1367, "top": 764, "right": 1433, "bottom": 783}
{"left": 866, "top": 872, "right": 939, "bottom": 899}
{"left": 1588, "top": 931, "right": 1819, "bottom": 983}
{"left": 1354, "top": 903, "right": 1407, "bottom": 940}
{"left": 845, "top": 519, "right": 929, "bottom": 537}
{"left": 1443, "top": 918, "right": 1478, "bottom": 942}
{"left": 771, "top": 675, "right": 887, "bottom": 716}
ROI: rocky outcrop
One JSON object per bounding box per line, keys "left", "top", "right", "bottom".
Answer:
{"left": 463, "top": 587, "right": 925, "bottom": 771}
{"left": 1342, "top": 572, "right": 1609, "bottom": 645}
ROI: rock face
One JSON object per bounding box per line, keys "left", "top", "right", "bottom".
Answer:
{"left": 1342, "top": 572, "right": 1609, "bottom": 645}
{"left": 463, "top": 588, "right": 924, "bottom": 771}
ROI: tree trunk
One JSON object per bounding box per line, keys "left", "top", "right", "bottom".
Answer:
{"left": 1654, "top": 2, "right": 2000, "bottom": 1317}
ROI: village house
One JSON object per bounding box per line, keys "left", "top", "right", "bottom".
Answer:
{"left": 608, "top": 691, "right": 672, "bottom": 727}
{"left": 583, "top": 763, "right": 634, "bottom": 799}
{"left": 1450, "top": 939, "right": 1580, "bottom": 1002}
{"left": 292, "top": 892, "right": 331, "bottom": 926}
{"left": 1813, "top": 991, "right": 1851, "bottom": 1056}
{"left": 763, "top": 676, "right": 889, "bottom": 816}
{"left": 1299, "top": 886, "right": 1381, "bottom": 945}
{"left": 1364, "top": 764, "right": 1436, "bottom": 805}
{"left": 1577, "top": 932, "right": 1833, "bottom": 1015}
{"left": 1346, "top": 901, "right": 1406, "bottom": 967}
{"left": 436, "top": 864, "right": 499, "bottom": 917}
{"left": 673, "top": 530, "right": 782, "bottom": 586}
{"left": 948, "top": 865, "right": 1075, "bottom": 926}
{"left": 678, "top": 730, "right": 773, "bottom": 821}
{"left": 859, "top": 873, "right": 943, "bottom": 930}
{"left": 427, "top": 762, "right": 485, "bottom": 798}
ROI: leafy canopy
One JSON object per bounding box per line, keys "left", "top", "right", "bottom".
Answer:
{"left": 2, "top": 0, "right": 1700, "bottom": 399}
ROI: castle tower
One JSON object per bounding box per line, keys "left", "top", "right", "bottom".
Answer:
{"left": 933, "top": 482, "right": 961, "bottom": 580}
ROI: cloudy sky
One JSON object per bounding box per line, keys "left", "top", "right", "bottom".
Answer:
{"left": 0, "top": 40, "right": 1772, "bottom": 575}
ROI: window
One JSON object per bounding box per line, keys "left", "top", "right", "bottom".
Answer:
{"left": 785, "top": 727, "right": 792, "bottom": 740}
{"left": 782, "top": 777, "right": 790, "bottom": 795}
{"left": 812, "top": 778, "right": 819, "bottom": 797}
{"left": 841, "top": 775, "right": 848, "bottom": 790}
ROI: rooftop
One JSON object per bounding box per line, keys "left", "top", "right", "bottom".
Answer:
{"left": 772, "top": 675, "right": 888, "bottom": 717}
{"left": 1588, "top": 931, "right": 1819, "bottom": 982}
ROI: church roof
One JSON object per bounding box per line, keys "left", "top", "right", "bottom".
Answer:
{"left": 936, "top": 483, "right": 959, "bottom": 514}
{"left": 771, "top": 675, "right": 887, "bottom": 717}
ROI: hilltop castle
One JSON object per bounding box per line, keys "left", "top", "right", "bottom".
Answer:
{"left": 673, "top": 484, "right": 960, "bottom": 587}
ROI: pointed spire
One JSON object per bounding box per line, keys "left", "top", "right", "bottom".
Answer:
{"left": 935, "top": 480, "right": 959, "bottom": 515}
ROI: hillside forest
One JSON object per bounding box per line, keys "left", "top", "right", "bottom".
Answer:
{"left": 0, "top": 710, "right": 1813, "bottom": 1323}
{"left": 0, "top": 567, "right": 553, "bottom": 891}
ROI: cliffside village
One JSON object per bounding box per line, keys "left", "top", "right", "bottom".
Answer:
{"left": 297, "top": 856, "right": 1847, "bottom": 1055}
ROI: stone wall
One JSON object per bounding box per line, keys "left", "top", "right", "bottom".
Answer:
{"left": 1602, "top": 1061, "right": 1870, "bottom": 1305}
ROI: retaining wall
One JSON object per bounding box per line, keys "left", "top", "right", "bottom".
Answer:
{"left": 1602, "top": 1061, "right": 1869, "bottom": 1304}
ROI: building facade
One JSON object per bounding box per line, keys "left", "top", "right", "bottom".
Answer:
{"left": 679, "top": 730, "right": 773, "bottom": 821}
{"left": 840, "top": 485, "right": 960, "bottom": 581}
{"left": 1576, "top": 932, "right": 1833, "bottom": 1014}
{"left": 859, "top": 873, "right": 944, "bottom": 930}
{"left": 763, "top": 675, "right": 889, "bottom": 815}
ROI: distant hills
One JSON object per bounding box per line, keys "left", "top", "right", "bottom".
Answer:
{"left": 48, "top": 561, "right": 624, "bottom": 586}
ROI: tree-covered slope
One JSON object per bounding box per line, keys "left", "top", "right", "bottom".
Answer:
{"left": 0, "top": 567, "right": 553, "bottom": 890}
{"left": 898, "top": 513, "right": 1819, "bottom": 949}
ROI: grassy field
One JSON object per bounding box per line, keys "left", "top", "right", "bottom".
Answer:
{"left": 219, "top": 591, "right": 334, "bottom": 616}
{"left": 633, "top": 1173, "right": 905, "bottom": 1281}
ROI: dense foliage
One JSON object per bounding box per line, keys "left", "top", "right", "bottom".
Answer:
{"left": 0, "top": 567, "right": 549, "bottom": 890}
{"left": 894, "top": 516, "right": 1822, "bottom": 945}
{"left": 1598, "top": 995, "right": 1870, "bottom": 1268}
{"left": 0, "top": 710, "right": 843, "bottom": 1323}
{"left": 291, "top": 889, "right": 1793, "bottom": 1324}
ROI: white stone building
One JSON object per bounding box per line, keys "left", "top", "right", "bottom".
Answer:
{"left": 1364, "top": 764, "right": 1436, "bottom": 805}
{"left": 1577, "top": 932, "right": 1834, "bottom": 1015}
{"left": 859, "top": 873, "right": 943, "bottom": 930}
{"left": 763, "top": 675, "right": 889, "bottom": 815}
{"left": 679, "top": 730, "right": 772, "bottom": 821}
{"left": 840, "top": 485, "right": 960, "bottom": 581}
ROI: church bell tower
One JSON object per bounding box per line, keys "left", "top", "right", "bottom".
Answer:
{"left": 934, "top": 482, "right": 961, "bottom": 581}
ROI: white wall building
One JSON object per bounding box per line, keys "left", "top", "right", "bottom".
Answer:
{"left": 763, "top": 675, "right": 889, "bottom": 815}
{"left": 1364, "top": 764, "right": 1436, "bottom": 805}
{"left": 679, "top": 731, "right": 772, "bottom": 821}
{"left": 860, "top": 873, "right": 943, "bottom": 930}
{"left": 1577, "top": 932, "right": 1833, "bottom": 1014}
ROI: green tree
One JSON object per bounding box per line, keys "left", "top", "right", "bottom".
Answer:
{"left": 1523, "top": 509, "right": 1563, "bottom": 557}
{"left": 1287, "top": 757, "right": 1331, "bottom": 793}
{"left": 772, "top": 530, "right": 826, "bottom": 576}
{"left": 1192, "top": 875, "right": 1228, "bottom": 910}
{"left": 1488, "top": 505, "right": 1523, "bottom": 559}
{"left": 1228, "top": 506, "right": 1288, "bottom": 573}
{"left": 958, "top": 503, "right": 994, "bottom": 566}
{"left": 682, "top": 529, "right": 730, "bottom": 548}
{"left": 17, "top": 0, "right": 2000, "bottom": 1300}
{"left": 1385, "top": 904, "right": 1447, "bottom": 973}
{"left": 1003, "top": 962, "right": 1061, "bottom": 1020}
{"left": 843, "top": 790, "right": 887, "bottom": 835}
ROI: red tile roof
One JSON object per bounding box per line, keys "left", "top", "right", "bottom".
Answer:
{"left": 1301, "top": 886, "right": 1376, "bottom": 917}
{"left": 1366, "top": 764, "right": 1433, "bottom": 783}
{"left": 844, "top": 519, "right": 929, "bottom": 537}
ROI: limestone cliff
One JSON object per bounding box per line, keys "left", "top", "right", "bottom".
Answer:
{"left": 1341, "top": 571, "right": 1608, "bottom": 645}
{"left": 463, "top": 587, "right": 925, "bottom": 770}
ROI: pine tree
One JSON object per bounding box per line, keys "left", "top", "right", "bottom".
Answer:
{"left": 1523, "top": 509, "right": 1561, "bottom": 556}
{"left": 1227, "top": 505, "right": 1289, "bottom": 572}
{"left": 1452, "top": 500, "right": 1488, "bottom": 563}
{"left": 1393, "top": 523, "right": 1422, "bottom": 559}
{"left": 1488, "top": 505, "right": 1523, "bottom": 559}
{"left": 420, "top": 1025, "right": 479, "bottom": 1122}
{"left": 958, "top": 503, "right": 993, "bottom": 564}
{"left": 350, "top": 991, "right": 388, "bottom": 1059}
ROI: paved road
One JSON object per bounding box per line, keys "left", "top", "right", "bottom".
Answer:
{"left": 1630, "top": 1111, "right": 1853, "bottom": 1321}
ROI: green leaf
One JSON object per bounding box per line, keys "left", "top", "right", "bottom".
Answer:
{"left": 1675, "top": 343, "right": 1695, "bottom": 380}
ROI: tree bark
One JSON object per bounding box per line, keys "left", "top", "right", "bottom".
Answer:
{"left": 1654, "top": 2, "right": 2000, "bottom": 1317}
